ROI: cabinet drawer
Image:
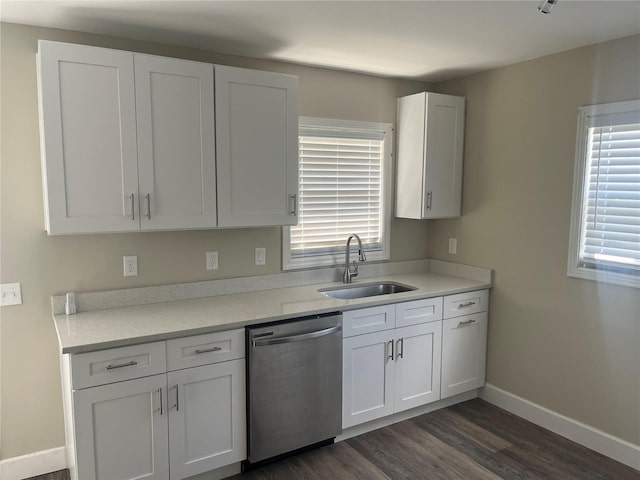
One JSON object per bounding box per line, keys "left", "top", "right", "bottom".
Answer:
{"left": 70, "top": 341, "right": 166, "bottom": 390}
{"left": 343, "top": 305, "right": 395, "bottom": 338}
{"left": 396, "top": 297, "right": 443, "bottom": 328}
{"left": 167, "top": 329, "right": 245, "bottom": 371}
{"left": 443, "top": 289, "right": 489, "bottom": 319}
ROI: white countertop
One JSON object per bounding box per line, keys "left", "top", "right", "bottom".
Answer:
{"left": 54, "top": 270, "right": 490, "bottom": 354}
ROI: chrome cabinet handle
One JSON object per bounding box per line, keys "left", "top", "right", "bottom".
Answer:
{"left": 253, "top": 325, "right": 341, "bottom": 346}
{"left": 397, "top": 337, "right": 404, "bottom": 359}
{"left": 130, "top": 193, "right": 135, "bottom": 220}
{"left": 172, "top": 384, "right": 179, "bottom": 411}
{"left": 105, "top": 360, "right": 138, "bottom": 370}
{"left": 146, "top": 193, "right": 151, "bottom": 220}
{"left": 290, "top": 193, "right": 297, "bottom": 215}
{"left": 426, "top": 191, "right": 432, "bottom": 210}
{"left": 458, "top": 301, "right": 476, "bottom": 309}
{"left": 387, "top": 339, "right": 394, "bottom": 361}
{"left": 458, "top": 319, "right": 477, "bottom": 327}
{"left": 158, "top": 387, "right": 163, "bottom": 415}
{"left": 194, "top": 346, "right": 222, "bottom": 355}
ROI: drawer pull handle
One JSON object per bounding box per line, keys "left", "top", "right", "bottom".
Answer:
{"left": 458, "top": 301, "right": 476, "bottom": 309}
{"left": 194, "top": 346, "right": 222, "bottom": 355}
{"left": 458, "top": 319, "right": 476, "bottom": 327}
{"left": 105, "top": 360, "right": 138, "bottom": 370}
{"left": 172, "top": 384, "right": 179, "bottom": 411}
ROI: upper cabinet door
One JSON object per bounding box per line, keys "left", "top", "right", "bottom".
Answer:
{"left": 38, "top": 41, "right": 139, "bottom": 234}
{"left": 423, "top": 93, "right": 465, "bottom": 218}
{"left": 135, "top": 55, "right": 217, "bottom": 230}
{"left": 395, "top": 92, "right": 465, "bottom": 220}
{"left": 215, "top": 66, "right": 299, "bottom": 227}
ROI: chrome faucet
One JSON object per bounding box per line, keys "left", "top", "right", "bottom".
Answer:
{"left": 343, "top": 234, "right": 367, "bottom": 283}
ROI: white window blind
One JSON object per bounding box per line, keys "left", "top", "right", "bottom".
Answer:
{"left": 579, "top": 121, "right": 640, "bottom": 273}
{"left": 568, "top": 100, "right": 640, "bottom": 288}
{"left": 284, "top": 118, "right": 392, "bottom": 269}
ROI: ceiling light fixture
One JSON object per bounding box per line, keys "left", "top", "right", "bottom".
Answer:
{"left": 538, "top": 0, "right": 558, "bottom": 14}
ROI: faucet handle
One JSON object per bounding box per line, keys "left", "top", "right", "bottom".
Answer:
{"left": 352, "top": 261, "right": 359, "bottom": 278}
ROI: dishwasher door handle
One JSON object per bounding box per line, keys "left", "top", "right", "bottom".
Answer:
{"left": 252, "top": 325, "right": 341, "bottom": 347}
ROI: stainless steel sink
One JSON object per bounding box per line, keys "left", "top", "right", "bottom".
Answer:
{"left": 318, "top": 282, "right": 417, "bottom": 299}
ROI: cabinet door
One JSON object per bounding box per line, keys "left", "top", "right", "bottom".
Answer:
{"left": 37, "top": 41, "right": 139, "bottom": 234}
{"left": 73, "top": 374, "right": 169, "bottom": 480}
{"left": 167, "top": 359, "right": 246, "bottom": 479}
{"left": 215, "top": 65, "right": 298, "bottom": 227}
{"left": 135, "top": 55, "right": 217, "bottom": 230}
{"left": 342, "top": 330, "right": 395, "bottom": 428}
{"left": 423, "top": 93, "right": 465, "bottom": 218}
{"left": 441, "top": 311, "right": 488, "bottom": 399}
{"left": 394, "top": 322, "right": 442, "bottom": 412}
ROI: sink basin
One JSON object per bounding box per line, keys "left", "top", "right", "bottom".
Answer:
{"left": 318, "top": 282, "right": 417, "bottom": 299}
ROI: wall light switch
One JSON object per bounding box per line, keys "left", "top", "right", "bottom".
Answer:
{"left": 206, "top": 251, "right": 219, "bottom": 271}
{"left": 255, "top": 248, "right": 266, "bottom": 266}
{"left": 123, "top": 256, "right": 138, "bottom": 276}
{"left": 448, "top": 238, "right": 458, "bottom": 255}
{"left": 0, "top": 283, "right": 22, "bottom": 306}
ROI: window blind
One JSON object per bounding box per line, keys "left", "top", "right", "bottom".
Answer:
{"left": 579, "top": 121, "right": 640, "bottom": 273}
{"left": 291, "top": 134, "right": 384, "bottom": 257}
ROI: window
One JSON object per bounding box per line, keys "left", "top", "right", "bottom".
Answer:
{"left": 283, "top": 117, "right": 392, "bottom": 269}
{"left": 567, "top": 100, "right": 640, "bottom": 288}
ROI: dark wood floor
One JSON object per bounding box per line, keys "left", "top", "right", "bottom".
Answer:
{"left": 30, "top": 399, "right": 639, "bottom": 480}
{"left": 231, "top": 399, "right": 640, "bottom": 480}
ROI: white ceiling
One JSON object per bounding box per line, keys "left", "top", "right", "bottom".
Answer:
{"left": 1, "top": 0, "right": 639, "bottom": 82}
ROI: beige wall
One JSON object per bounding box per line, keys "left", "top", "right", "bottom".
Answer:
{"left": 0, "top": 22, "right": 431, "bottom": 458}
{"left": 430, "top": 35, "right": 640, "bottom": 445}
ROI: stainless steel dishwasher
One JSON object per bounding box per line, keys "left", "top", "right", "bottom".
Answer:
{"left": 245, "top": 312, "right": 342, "bottom": 468}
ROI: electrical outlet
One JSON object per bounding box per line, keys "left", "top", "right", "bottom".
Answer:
{"left": 448, "top": 238, "right": 458, "bottom": 255}
{"left": 206, "top": 251, "right": 219, "bottom": 271}
{"left": 123, "top": 255, "right": 138, "bottom": 276}
{"left": 255, "top": 247, "right": 266, "bottom": 266}
{"left": 0, "top": 283, "right": 22, "bottom": 306}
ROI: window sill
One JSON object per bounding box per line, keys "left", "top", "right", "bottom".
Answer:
{"left": 567, "top": 265, "right": 640, "bottom": 289}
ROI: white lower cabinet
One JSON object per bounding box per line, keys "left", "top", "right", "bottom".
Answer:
{"left": 66, "top": 329, "right": 246, "bottom": 480}
{"left": 343, "top": 330, "right": 395, "bottom": 427}
{"left": 73, "top": 374, "right": 169, "bottom": 480}
{"left": 342, "top": 299, "right": 443, "bottom": 429}
{"left": 168, "top": 360, "right": 246, "bottom": 479}
{"left": 343, "top": 290, "right": 489, "bottom": 429}
{"left": 441, "top": 311, "right": 488, "bottom": 399}
{"left": 394, "top": 322, "right": 442, "bottom": 412}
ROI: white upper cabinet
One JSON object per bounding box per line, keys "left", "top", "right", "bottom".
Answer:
{"left": 37, "top": 41, "right": 139, "bottom": 234}
{"left": 38, "top": 41, "right": 299, "bottom": 234}
{"left": 396, "top": 92, "right": 465, "bottom": 219}
{"left": 134, "top": 55, "right": 217, "bottom": 230}
{"left": 215, "top": 65, "right": 299, "bottom": 227}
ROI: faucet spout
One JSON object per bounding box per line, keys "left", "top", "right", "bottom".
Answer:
{"left": 343, "top": 234, "right": 366, "bottom": 283}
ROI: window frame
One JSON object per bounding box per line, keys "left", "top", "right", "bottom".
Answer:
{"left": 283, "top": 117, "right": 393, "bottom": 270}
{"left": 567, "top": 99, "right": 640, "bottom": 289}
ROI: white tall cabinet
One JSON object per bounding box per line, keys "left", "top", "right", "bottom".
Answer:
{"left": 396, "top": 92, "right": 466, "bottom": 219}
{"left": 215, "top": 66, "right": 299, "bottom": 227}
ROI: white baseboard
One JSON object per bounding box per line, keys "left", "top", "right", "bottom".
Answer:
{"left": 0, "top": 446, "right": 67, "bottom": 480}
{"left": 480, "top": 383, "right": 640, "bottom": 471}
